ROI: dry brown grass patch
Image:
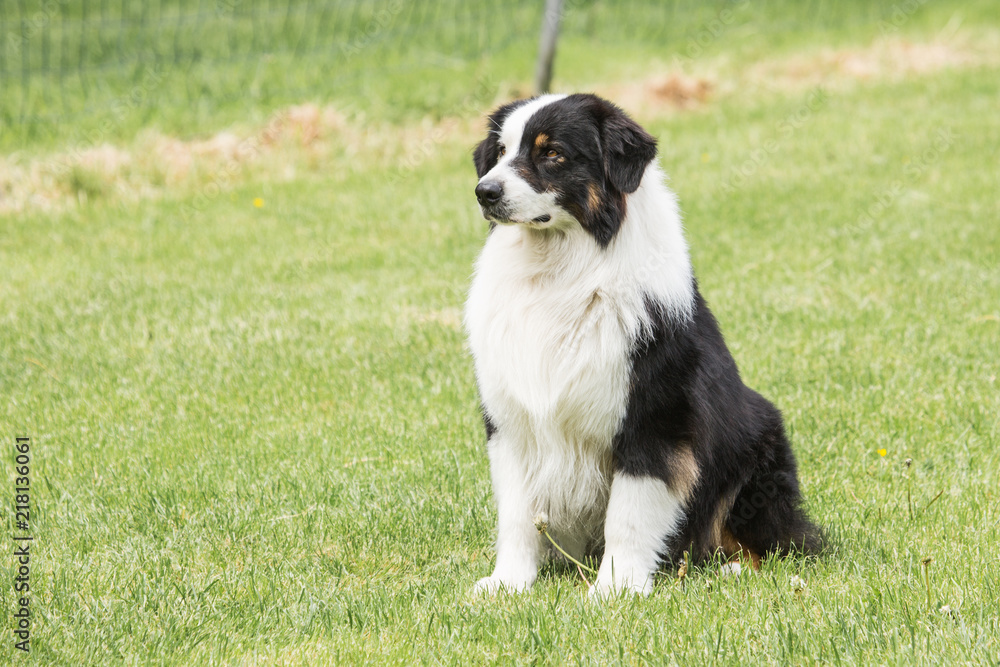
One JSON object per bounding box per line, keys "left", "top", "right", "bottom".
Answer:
{"left": 596, "top": 72, "right": 714, "bottom": 117}
{"left": 745, "top": 38, "right": 995, "bottom": 90}
{"left": 595, "top": 33, "right": 998, "bottom": 119}
{"left": 0, "top": 102, "right": 484, "bottom": 215}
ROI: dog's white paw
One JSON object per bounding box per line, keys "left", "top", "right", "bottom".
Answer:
{"left": 719, "top": 561, "right": 743, "bottom": 578}
{"left": 472, "top": 576, "right": 532, "bottom": 596}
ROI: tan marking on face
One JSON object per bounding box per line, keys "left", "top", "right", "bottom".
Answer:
{"left": 587, "top": 182, "right": 602, "bottom": 211}
{"left": 534, "top": 133, "right": 549, "bottom": 147}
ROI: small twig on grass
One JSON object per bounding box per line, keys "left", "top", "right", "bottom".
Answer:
{"left": 904, "top": 458, "right": 914, "bottom": 521}
{"left": 846, "top": 487, "right": 862, "bottom": 504}
{"left": 25, "top": 357, "right": 61, "bottom": 382}
{"left": 922, "top": 490, "right": 944, "bottom": 513}
{"left": 573, "top": 562, "right": 592, "bottom": 587}
{"left": 921, "top": 557, "right": 933, "bottom": 613}
{"left": 533, "top": 513, "right": 597, "bottom": 585}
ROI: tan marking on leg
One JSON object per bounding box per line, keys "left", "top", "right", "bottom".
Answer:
{"left": 720, "top": 527, "right": 762, "bottom": 570}
{"left": 665, "top": 447, "right": 699, "bottom": 503}
{"left": 705, "top": 491, "right": 737, "bottom": 554}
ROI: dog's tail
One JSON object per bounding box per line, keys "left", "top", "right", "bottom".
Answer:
{"left": 725, "top": 398, "right": 824, "bottom": 558}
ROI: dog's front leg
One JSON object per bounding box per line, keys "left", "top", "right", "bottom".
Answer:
{"left": 474, "top": 436, "right": 544, "bottom": 595}
{"left": 591, "top": 473, "right": 684, "bottom": 598}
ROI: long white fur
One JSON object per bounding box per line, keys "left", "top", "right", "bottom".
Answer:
{"left": 591, "top": 474, "right": 685, "bottom": 597}
{"left": 465, "top": 99, "right": 695, "bottom": 596}
{"left": 472, "top": 432, "right": 545, "bottom": 594}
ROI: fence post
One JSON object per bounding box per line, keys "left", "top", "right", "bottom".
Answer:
{"left": 534, "top": 0, "right": 564, "bottom": 95}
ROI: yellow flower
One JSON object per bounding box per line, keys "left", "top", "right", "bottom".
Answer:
{"left": 877, "top": 448, "right": 887, "bottom": 457}
{"left": 253, "top": 197, "right": 264, "bottom": 208}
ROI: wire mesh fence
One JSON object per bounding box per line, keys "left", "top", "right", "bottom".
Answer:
{"left": 2, "top": 0, "right": 896, "bottom": 146}
{"left": 1, "top": 1, "right": 540, "bottom": 128}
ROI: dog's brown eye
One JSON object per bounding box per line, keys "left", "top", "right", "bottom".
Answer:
{"left": 498, "top": 145, "right": 506, "bottom": 158}
{"left": 546, "top": 149, "right": 559, "bottom": 159}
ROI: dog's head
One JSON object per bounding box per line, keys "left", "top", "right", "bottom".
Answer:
{"left": 473, "top": 93, "right": 657, "bottom": 247}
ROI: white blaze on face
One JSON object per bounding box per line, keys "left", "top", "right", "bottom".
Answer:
{"left": 479, "top": 94, "right": 568, "bottom": 226}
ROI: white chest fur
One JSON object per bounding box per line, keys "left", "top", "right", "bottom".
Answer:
{"left": 464, "top": 165, "right": 695, "bottom": 536}
{"left": 465, "top": 226, "right": 633, "bottom": 534}
{"left": 467, "top": 227, "right": 635, "bottom": 442}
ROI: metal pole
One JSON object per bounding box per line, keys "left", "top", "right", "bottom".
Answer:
{"left": 534, "top": 0, "right": 564, "bottom": 95}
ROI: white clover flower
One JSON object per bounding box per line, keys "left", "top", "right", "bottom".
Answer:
{"left": 790, "top": 575, "right": 807, "bottom": 591}
{"left": 533, "top": 512, "right": 549, "bottom": 534}
{"left": 719, "top": 562, "right": 742, "bottom": 577}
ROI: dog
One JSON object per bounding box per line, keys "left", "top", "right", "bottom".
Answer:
{"left": 464, "top": 94, "right": 820, "bottom": 597}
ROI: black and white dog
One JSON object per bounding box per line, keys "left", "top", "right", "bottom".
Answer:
{"left": 464, "top": 94, "right": 820, "bottom": 597}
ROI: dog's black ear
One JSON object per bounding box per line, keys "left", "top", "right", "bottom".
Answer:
{"left": 581, "top": 192, "right": 627, "bottom": 248}
{"left": 473, "top": 133, "right": 500, "bottom": 179}
{"left": 598, "top": 100, "right": 658, "bottom": 194}
{"left": 472, "top": 100, "right": 528, "bottom": 179}
{"left": 574, "top": 96, "right": 657, "bottom": 247}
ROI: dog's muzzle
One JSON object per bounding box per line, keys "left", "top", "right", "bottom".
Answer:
{"left": 475, "top": 180, "right": 551, "bottom": 224}
{"left": 475, "top": 180, "right": 503, "bottom": 207}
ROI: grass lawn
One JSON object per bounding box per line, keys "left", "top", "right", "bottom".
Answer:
{"left": 2, "top": 1, "right": 999, "bottom": 664}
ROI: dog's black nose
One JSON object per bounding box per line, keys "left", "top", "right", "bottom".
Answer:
{"left": 475, "top": 181, "right": 503, "bottom": 206}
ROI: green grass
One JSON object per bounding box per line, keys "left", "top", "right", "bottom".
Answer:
{"left": 3, "top": 1, "right": 1000, "bottom": 664}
